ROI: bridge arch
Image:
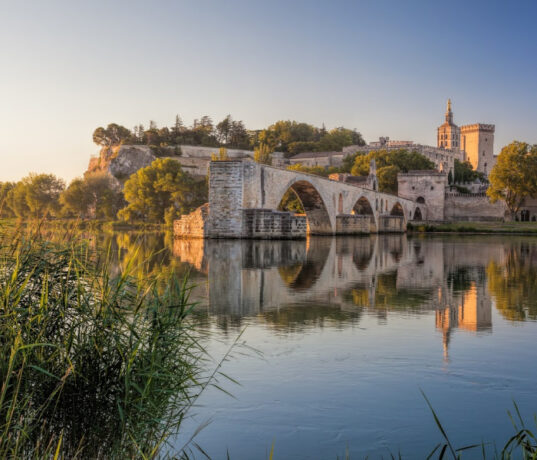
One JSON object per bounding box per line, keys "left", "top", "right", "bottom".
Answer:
{"left": 277, "top": 180, "right": 333, "bottom": 234}
{"left": 389, "top": 201, "right": 408, "bottom": 227}
{"left": 412, "top": 207, "right": 423, "bottom": 221}
{"left": 352, "top": 196, "right": 377, "bottom": 232}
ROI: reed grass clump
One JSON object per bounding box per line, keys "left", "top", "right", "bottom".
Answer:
{"left": 0, "top": 228, "right": 208, "bottom": 458}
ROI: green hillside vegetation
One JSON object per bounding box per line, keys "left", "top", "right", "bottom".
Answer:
{"left": 92, "top": 117, "right": 365, "bottom": 157}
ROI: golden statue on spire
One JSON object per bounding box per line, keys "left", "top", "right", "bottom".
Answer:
{"left": 447, "top": 98, "right": 452, "bottom": 112}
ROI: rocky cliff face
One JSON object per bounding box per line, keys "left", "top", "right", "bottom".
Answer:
{"left": 86, "top": 145, "right": 156, "bottom": 182}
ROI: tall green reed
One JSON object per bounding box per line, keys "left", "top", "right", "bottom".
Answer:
{"left": 0, "top": 226, "right": 213, "bottom": 458}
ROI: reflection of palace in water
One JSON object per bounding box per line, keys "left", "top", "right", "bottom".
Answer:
{"left": 172, "top": 235, "right": 514, "bottom": 357}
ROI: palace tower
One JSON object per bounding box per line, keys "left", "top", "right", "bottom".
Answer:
{"left": 437, "top": 99, "right": 460, "bottom": 151}
{"left": 460, "top": 123, "right": 495, "bottom": 175}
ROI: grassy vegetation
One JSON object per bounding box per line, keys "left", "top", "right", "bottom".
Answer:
{"left": 0, "top": 217, "right": 167, "bottom": 233}
{"left": 408, "top": 221, "right": 537, "bottom": 234}
{"left": 0, "top": 224, "right": 219, "bottom": 458}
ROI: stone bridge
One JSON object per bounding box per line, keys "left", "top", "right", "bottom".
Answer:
{"left": 175, "top": 160, "right": 425, "bottom": 238}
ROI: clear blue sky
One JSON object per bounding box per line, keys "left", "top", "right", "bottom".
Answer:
{"left": 1, "top": 0, "right": 536, "bottom": 182}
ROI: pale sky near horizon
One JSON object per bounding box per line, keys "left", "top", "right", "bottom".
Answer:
{"left": 1, "top": 0, "right": 536, "bottom": 183}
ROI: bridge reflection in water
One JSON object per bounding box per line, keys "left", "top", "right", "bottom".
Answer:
{"left": 171, "top": 235, "right": 527, "bottom": 358}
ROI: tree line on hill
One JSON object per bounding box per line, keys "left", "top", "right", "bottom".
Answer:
{"left": 1, "top": 141, "right": 534, "bottom": 224}
{"left": 92, "top": 116, "right": 365, "bottom": 157}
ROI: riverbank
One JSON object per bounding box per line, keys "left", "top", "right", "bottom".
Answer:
{"left": 408, "top": 221, "right": 537, "bottom": 234}
{"left": 0, "top": 218, "right": 167, "bottom": 232}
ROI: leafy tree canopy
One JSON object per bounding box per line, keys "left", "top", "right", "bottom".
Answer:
{"left": 93, "top": 116, "right": 365, "bottom": 158}
{"left": 453, "top": 159, "right": 486, "bottom": 184}
{"left": 61, "top": 173, "right": 124, "bottom": 219}
{"left": 487, "top": 141, "right": 537, "bottom": 217}
{"left": 351, "top": 149, "right": 436, "bottom": 193}
{"left": 254, "top": 144, "right": 273, "bottom": 165}
{"left": 118, "top": 158, "right": 207, "bottom": 223}
{"left": 6, "top": 174, "right": 65, "bottom": 218}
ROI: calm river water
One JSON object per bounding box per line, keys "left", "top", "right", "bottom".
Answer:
{"left": 109, "top": 233, "right": 537, "bottom": 458}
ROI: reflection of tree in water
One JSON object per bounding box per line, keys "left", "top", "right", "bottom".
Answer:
{"left": 447, "top": 266, "right": 485, "bottom": 293}
{"left": 487, "top": 243, "right": 537, "bottom": 321}
{"left": 278, "top": 263, "right": 303, "bottom": 285}
{"left": 346, "top": 272, "right": 433, "bottom": 313}
{"left": 261, "top": 303, "right": 363, "bottom": 332}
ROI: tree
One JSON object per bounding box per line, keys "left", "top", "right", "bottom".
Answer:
{"left": 351, "top": 149, "right": 435, "bottom": 193}
{"left": 92, "top": 123, "right": 132, "bottom": 146}
{"left": 211, "top": 147, "right": 229, "bottom": 161}
{"left": 377, "top": 165, "right": 400, "bottom": 194}
{"left": 216, "top": 115, "right": 232, "bottom": 145}
{"left": 61, "top": 173, "right": 124, "bottom": 219}
{"left": 6, "top": 174, "right": 65, "bottom": 218}
{"left": 317, "top": 127, "right": 365, "bottom": 151}
{"left": 254, "top": 144, "right": 272, "bottom": 165}
{"left": 453, "top": 159, "right": 486, "bottom": 183}
{"left": 487, "top": 142, "right": 537, "bottom": 219}
{"left": 118, "top": 158, "right": 207, "bottom": 222}
{"left": 0, "top": 182, "right": 15, "bottom": 217}
{"left": 24, "top": 174, "right": 65, "bottom": 217}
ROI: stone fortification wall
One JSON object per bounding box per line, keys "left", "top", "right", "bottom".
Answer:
{"left": 444, "top": 193, "right": 506, "bottom": 221}
{"left": 173, "top": 204, "right": 209, "bottom": 238}
{"left": 335, "top": 215, "right": 370, "bottom": 234}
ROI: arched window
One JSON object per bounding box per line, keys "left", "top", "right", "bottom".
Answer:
{"left": 338, "top": 193, "right": 343, "bottom": 214}
{"left": 416, "top": 196, "right": 425, "bottom": 204}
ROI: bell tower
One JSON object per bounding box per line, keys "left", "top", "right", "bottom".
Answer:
{"left": 437, "top": 99, "right": 460, "bottom": 151}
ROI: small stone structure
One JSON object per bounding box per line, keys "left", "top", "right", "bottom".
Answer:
{"left": 397, "top": 170, "right": 447, "bottom": 221}
{"left": 173, "top": 203, "right": 210, "bottom": 238}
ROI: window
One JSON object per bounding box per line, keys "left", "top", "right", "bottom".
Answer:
{"left": 430, "top": 186, "right": 434, "bottom": 191}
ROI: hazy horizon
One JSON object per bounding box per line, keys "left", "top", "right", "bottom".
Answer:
{"left": 2, "top": 0, "right": 536, "bottom": 182}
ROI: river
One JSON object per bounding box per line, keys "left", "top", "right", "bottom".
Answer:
{"left": 103, "top": 232, "right": 537, "bottom": 458}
